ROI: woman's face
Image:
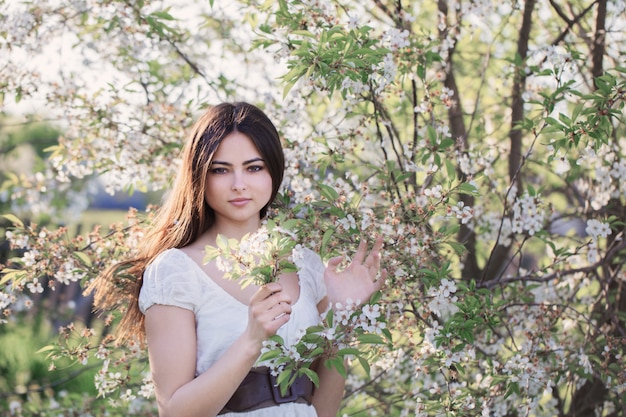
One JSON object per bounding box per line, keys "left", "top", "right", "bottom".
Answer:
{"left": 204, "top": 131, "right": 273, "bottom": 231}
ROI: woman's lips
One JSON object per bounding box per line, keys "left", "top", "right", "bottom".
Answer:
{"left": 229, "top": 198, "right": 251, "bottom": 207}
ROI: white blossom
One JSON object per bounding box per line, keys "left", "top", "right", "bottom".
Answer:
{"left": 5, "top": 230, "right": 29, "bottom": 249}
{"left": 553, "top": 151, "right": 571, "bottom": 175}
{"left": 381, "top": 28, "right": 410, "bottom": 51}
{"left": 337, "top": 214, "right": 357, "bottom": 232}
{"left": 26, "top": 278, "right": 44, "bottom": 294}
{"left": 511, "top": 193, "right": 545, "bottom": 236}
{"left": 585, "top": 219, "right": 612, "bottom": 239}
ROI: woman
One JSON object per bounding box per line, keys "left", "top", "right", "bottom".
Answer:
{"left": 90, "top": 102, "right": 385, "bottom": 417}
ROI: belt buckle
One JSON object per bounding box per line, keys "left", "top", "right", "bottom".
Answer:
{"left": 269, "top": 372, "right": 298, "bottom": 404}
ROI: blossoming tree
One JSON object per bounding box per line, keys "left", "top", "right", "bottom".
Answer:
{"left": 1, "top": 0, "right": 625, "bottom": 416}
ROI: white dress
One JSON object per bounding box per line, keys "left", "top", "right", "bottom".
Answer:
{"left": 138, "top": 247, "right": 326, "bottom": 417}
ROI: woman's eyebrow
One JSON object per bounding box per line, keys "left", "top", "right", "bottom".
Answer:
{"left": 211, "top": 157, "right": 265, "bottom": 166}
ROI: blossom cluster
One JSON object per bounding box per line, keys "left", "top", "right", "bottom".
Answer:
{"left": 206, "top": 220, "right": 298, "bottom": 287}
{"left": 585, "top": 218, "right": 613, "bottom": 263}
{"left": 259, "top": 298, "right": 389, "bottom": 389}
{"left": 511, "top": 193, "right": 545, "bottom": 236}
{"left": 426, "top": 278, "right": 459, "bottom": 318}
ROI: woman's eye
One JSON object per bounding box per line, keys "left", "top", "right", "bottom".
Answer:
{"left": 211, "top": 167, "right": 227, "bottom": 174}
{"left": 248, "top": 165, "right": 263, "bottom": 172}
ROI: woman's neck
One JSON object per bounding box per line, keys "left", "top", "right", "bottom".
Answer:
{"left": 203, "top": 220, "right": 263, "bottom": 245}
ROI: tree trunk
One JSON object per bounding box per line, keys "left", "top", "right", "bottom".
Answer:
{"left": 437, "top": 0, "right": 480, "bottom": 281}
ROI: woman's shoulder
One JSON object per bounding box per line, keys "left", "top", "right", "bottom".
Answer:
{"left": 152, "top": 247, "right": 191, "bottom": 263}
{"left": 139, "top": 248, "right": 206, "bottom": 313}
{"left": 142, "top": 247, "right": 207, "bottom": 290}
{"left": 146, "top": 248, "right": 196, "bottom": 273}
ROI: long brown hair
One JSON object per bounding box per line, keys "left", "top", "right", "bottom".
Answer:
{"left": 87, "top": 102, "right": 285, "bottom": 344}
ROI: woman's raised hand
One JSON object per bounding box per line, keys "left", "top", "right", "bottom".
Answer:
{"left": 324, "top": 236, "right": 387, "bottom": 307}
{"left": 245, "top": 282, "right": 292, "bottom": 344}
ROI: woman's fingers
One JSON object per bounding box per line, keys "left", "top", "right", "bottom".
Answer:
{"left": 247, "top": 283, "right": 292, "bottom": 340}
{"left": 251, "top": 283, "right": 292, "bottom": 315}
{"left": 363, "top": 236, "right": 383, "bottom": 272}
{"left": 357, "top": 237, "right": 382, "bottom": 262}
{"left": 351, "top": 239, "right": 368, "bottom": 265}
{"left": 327, "top": 256, "right": 343, "bottom": 271}
{"left": 250, "top": 281, "right": 282, "bottom": 302}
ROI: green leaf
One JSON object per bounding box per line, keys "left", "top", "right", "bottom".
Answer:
{"left": 299, "top": 367, "right": 320, "bottom": 387}
{"left": 321, "top": 228, "right": 334, "bottom": 252}
{"left": 337, "top": 347, "right": 361, "bottom": 356}
{"left": 357, "top": 355, "right": 371, "bottom": 376}
{"left": 290, "top": 30, "right": 316, "bottom": 39}
{"left": 258, "top": 349, "right": 282, "bottom": 362}
{"left": 215, "top": 234, "right": 230, "bottom": 251}
{"left": 504, "top": 381, "right": 520, "bottom": 399}
{"left": 276, "top": 369, "right": 292, "bottom": 389}
{"left": 151, "top": 10, "right": 174, "bottom": 21}
{"left": 1, "top": 269, "right": 27, "bottom": 286}
{"left": 445, "top": 159, "right": 456, "bottom": 179}
{"left": 439, "top": 138, "right": 455, "bottom": 150}
{"left": 36, "top": 344, "right": 59, "bottom": 360}
{"left": 318, "top": 184, "right": 339, "bottom": 201}
{"left": 438, "top": 223, "right": 460, "bottom": 235}
{"left": 543, "top": 116, "right": 562, "bottom": 127}
{"left": 309, "top": 347, "right": 324, "bottom": 357}
{"left": 426, "top": 125, "right": 437, "bottom": 144}
{"left": 369, "top": 290, "right": 382, "bottom": 304}
{"left": 457, "top": 183, "right": 479, "bottom": 196}
{"left": 558, "top": 112, "right": 572, "bottom": 125}
{"left": 417, "top": 64, "right": 425, "bottom": 80}
{"left": 2, "top": 213, "right": 24, "bottom": 228}
{"left": 301, "top": 333, "right": 325, "bottom": 344}
{"left": 203, "top": 245, "right": 221, "bottom": 263}
{"left": 268, "top": 334, "right": 285, "bottom": 345}
{"left": 382, "top": 328, "right": 393, "bottom": 342}
{"left": 36, "top": 345, "right": 57, "bottom": 354}
{"left": 326, "top": 356, "right": 347, "bottom": 377}
{"left": 281, "top": 64, "right": 308, "bottom": 96}
{"left": 305, "top": 325, "right": 325, "bottom": 334}
{"left": 324, "top": 308, "right": 334, "bottom": 327}
{"left": 73, "top": 251, "right": 92, "bottom": 268}
{"left": 444, "top": 241, "right": 466, "bottom": 256}
{"left": 357, "top": 333, "right": 385, "bottom": 344}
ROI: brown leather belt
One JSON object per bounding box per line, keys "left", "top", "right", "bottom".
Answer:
{"left": 218, "top": 367, "right": 314, "bottom": 414}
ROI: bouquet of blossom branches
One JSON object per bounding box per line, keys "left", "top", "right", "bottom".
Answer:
{"left": 203, "top": 217, "right": 392, "bottom": 395}
{"left": 203, "top": 218, "right": 300, "bottom": 288}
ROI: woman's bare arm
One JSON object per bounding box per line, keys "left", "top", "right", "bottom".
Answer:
{"left": 144, "top": 282, "right": 292, "bottom": 417}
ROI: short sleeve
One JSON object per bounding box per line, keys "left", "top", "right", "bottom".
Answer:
{"left": 138, "top": 249, "right": 204, "bottom": 314}
{"left": 294, "top": 246, "right": 327, "bottom": 304}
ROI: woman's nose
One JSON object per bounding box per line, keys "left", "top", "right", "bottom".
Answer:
{"left": 231, "top": 172, "right": 247, "bottom": 191}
